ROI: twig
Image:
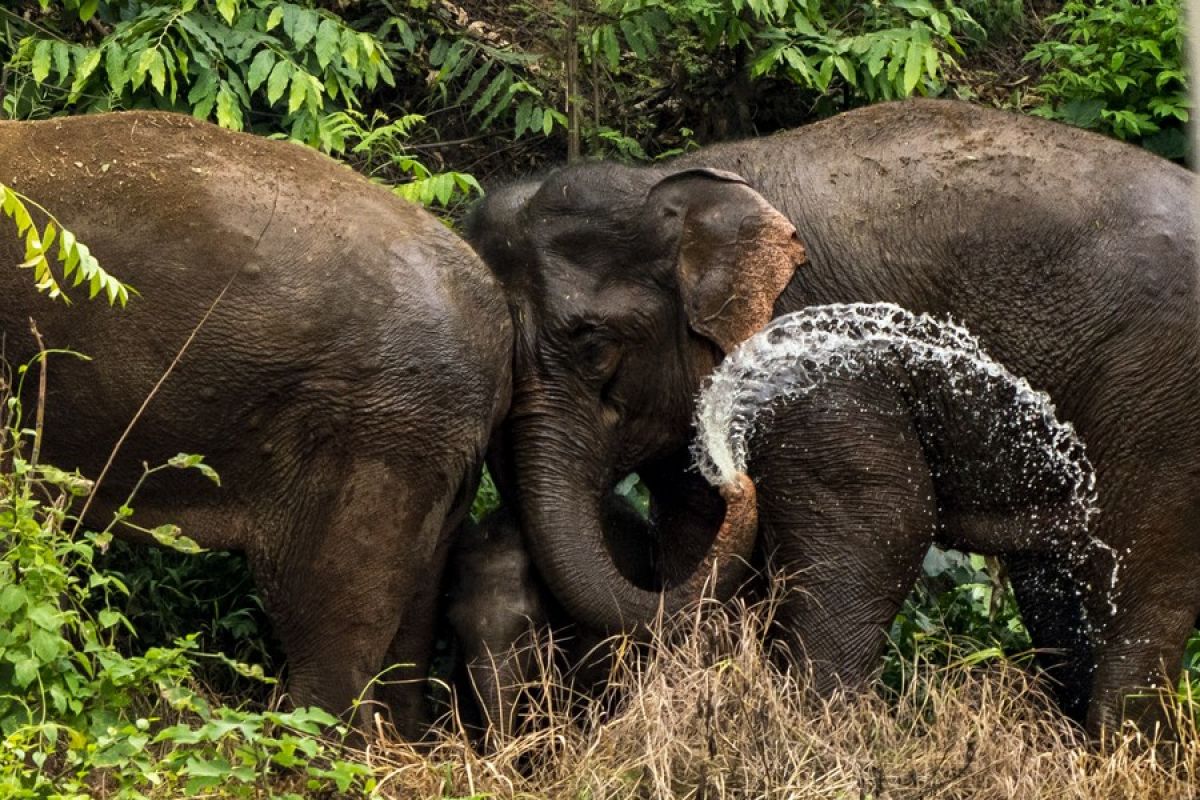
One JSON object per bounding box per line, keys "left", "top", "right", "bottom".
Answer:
{"left": 71, "top": 185, "right": 280, "bottom": 536}
{"left": 27, "top": 319, "right": 45, "bottom": 470}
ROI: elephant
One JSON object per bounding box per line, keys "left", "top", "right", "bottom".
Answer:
{"left": 447, "top": 496, "right": 657, "bottom": 740}
{"left": 691, "top": 303, "right": 1109, "bottom": 698}
{"left": 465, "top": 98, "right": 1199, "bottom": 738}
{"left": 0, "top": 112, "right": 512, "bottom": 737}
{"left": 447, "top": 507, "right": 547, "bottom": 738}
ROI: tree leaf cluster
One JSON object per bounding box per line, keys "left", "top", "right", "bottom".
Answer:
{"left": 1027, "top": 0, "right": 1188, "bottom": 159}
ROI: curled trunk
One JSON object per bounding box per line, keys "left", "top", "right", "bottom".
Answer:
{"left": 517, "top": 433, "right": 757, "bottom": 634}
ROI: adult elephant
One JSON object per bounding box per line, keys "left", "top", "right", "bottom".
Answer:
{"left": 0, "top": 112, "right": 512, "bottom": 736}
{"left": 466, "top": 98, "right": 1199, "bottom": 738}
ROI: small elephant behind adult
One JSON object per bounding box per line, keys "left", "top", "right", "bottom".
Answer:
{"left": 447, "top": 507, "right": 547, "bottom": 738}
{"left": 693, "top": 304, "right": 1111, "bottom": 711}
{"left": 0, "top": 113, "right": 512, "bottom": 737}
{"left": 447, "top": 498, "right": 656, "bottom": 739}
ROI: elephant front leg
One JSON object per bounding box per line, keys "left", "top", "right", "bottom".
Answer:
{"left": 1005, "top": 553, "right": 1095, "bottom": 723}
{"left": 253, "top": 457, "right": 457, "bottom": 739}
{"left": 750, "top": 380, "right": 938, "bottom": 693}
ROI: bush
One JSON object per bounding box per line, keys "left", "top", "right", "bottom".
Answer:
{"left": 0, "top": 345, "right": 375, "bottom": 796}
{"left": 1026, "top": 0, "right": 1188, "bottom": 159}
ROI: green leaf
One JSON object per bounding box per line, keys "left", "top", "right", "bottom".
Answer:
{"left": 31, "top": 39, "right": 53, "bottom": 83}
{"left": 315, "top": 18, "right": 340, "bottom": 69}
{"left": 216, "top": 83, "right": 242, "bottom": 130}
{"left": 147, "top": 50, "right": 166, "bottom": 95}
{"left": 290, "top": 9, "right": 320, "bottom": 50}
{"left": 246, "top": 49, "right": 275, "bottom": 91}
{"left": 266, "top": 5, "right": 284, "bottom": 31}
{"left": 104, "top": 42, "right": 128, "bottom": 94}
{"left": 216, "top": 0, "right": 237, "bottom": 25}
{"left": 70, "top": 48, "right": 102, "bottom": 98}
{"left": 266, "top": 61, "right": 292, "bottom": 106}
{"left": 287, "top": 72, "right": 309, "bottom": 114}
{"left": 13, "top": 658, "right": 38, "bottom": 689}
{"left": 52, "top": 42, "right": 72, "bottom": 84}
{"left": 903, "top": 38, "right": 924, "bottom": 95}
{"left": 0, "top": 585, "right": 26, "bottom": 615}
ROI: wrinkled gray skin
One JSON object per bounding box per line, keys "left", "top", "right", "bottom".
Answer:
{"left": 467, "top": 99, "right": 1199, "bottom": 738}
{"left": 723, "top": 350, "right": 1102, "bottom": 708}
{"left": 0, "top": 113, "right": 512, "bottom": 737}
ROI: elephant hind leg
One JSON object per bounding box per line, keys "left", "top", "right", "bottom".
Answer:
{"left": 1084, "top": 561, "right": 1200, "bottom": 740}
{"left": 252, "top": 455, "right": 457, "bottom": 737}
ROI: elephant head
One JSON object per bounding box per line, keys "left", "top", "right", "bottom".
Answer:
{"left": 467, "top": 163, "right": 805, "bottom": 634}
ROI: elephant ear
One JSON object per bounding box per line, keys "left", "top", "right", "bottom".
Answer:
{"left": 646, "top": 168, "right": 806, "bottom": 353}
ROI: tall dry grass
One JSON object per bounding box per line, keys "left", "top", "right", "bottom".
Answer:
{"left": 346, "top": 589, "right": 1200, "bottom": 799}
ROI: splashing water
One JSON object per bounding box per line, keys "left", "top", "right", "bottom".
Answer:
{"left": 692, "top": 302, "right": 1119, "bottom": 615}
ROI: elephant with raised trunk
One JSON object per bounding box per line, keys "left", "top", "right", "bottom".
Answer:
{"left": 0, "top": 112, "right": 512, "bottom": 736}
{"left": 466, "top": 99, "right": 1199, "bottom": 737}
{"left": 692, "top": 304, "right": 1109, "bottom": 702}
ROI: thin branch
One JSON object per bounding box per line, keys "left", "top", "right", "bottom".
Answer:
{"left": 27, "top": 319, "right": 45, "bottom": 471}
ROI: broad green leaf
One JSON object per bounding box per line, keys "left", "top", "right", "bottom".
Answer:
{"left": 246, "top": 49, "right": 275, "bottom": 91}
{"left": 13, "top": 657, "right": 38, "bottom": 689}
{"left": 266, "top": 60, "right": 292, "bottom": 106}
{"left": 216, "top": 0, "right": 237, "bottom": 25}
{"left": 287, "top": 72, "right": 309, "bottom": 114}
{"left": 132, "top": 47, "right": 157, "bottom": 90}
{"left": 52, "top": 41, "right": 72, "bottom": 83}
{"left": 216, "top": 83, "right": 242, "bottom": 130}
{"left": 147, "top": 50, "right": 166, "bottom": 95}
{"left": 104, "top": 42, "right": 128, "bottom": 94}
{"left": 31, "top": 39, "right": 53, "bottom": 83}
{"left": 0, "top": 585, "right": 26, "bottom": 615}
{"left": 290, "top": 9, "right": 319, "bottom": 49}
{"left": 315, "top": 18, "right": 340, "bottom": 69}
{"left": 903, "top": 38, "right": 924, "bottom": 95}
{"left": 70, "top": 48, "right": 102, "bottom": 98}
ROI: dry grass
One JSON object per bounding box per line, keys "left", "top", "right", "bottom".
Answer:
{"left": 348, "top": 594, "right": 1200, "bottom": 799}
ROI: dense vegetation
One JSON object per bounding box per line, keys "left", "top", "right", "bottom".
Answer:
{"left": 0, "top": 0, "right": 1193, "bottom": 795}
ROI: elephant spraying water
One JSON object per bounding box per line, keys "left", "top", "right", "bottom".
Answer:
{"left": 467, "top": 98, "right": 1199, "bottom": 737}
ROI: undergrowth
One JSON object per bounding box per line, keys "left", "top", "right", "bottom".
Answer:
{"left": 0, "top": 353, "right": 373, "bottom": 798}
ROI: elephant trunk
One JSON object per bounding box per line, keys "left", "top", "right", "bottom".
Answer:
{"left": 515, "top": 426, "right": 757, "bottom": 634}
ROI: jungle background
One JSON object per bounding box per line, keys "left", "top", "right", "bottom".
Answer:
{"left": 0, "top": 0, "right": 1195, "bottom": 796}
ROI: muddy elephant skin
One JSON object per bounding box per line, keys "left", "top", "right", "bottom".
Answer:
{"left": 0, "top": 112, "right": 512, "bottom": 736}
{"left": 466, "top": 98, "right": 1199, "bottom": 738}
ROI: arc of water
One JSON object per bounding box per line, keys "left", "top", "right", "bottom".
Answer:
{"left": 691, "top": 302, "right": 1118, "bottom": 617}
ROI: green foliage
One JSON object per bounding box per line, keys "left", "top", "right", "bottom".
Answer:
{"left": 9, "top": 0, "right": 394, "bottom": 144}
{"left": 4, "top": 1, "right": 482, "bottom": 209}
{"left": 0, "top": 184, "right": 131, "bottom": 306}
{"left": 592, "top": 0, "right": 985, "bottom": 105}
{"left": 0, "top": 367, "right": 372, "bottom": 796}
{"left": 884, "top": 548, "right": 1030, "bottom": 689}
{"left": 1026, "top": 0, "right": 1188, "bottom": 159}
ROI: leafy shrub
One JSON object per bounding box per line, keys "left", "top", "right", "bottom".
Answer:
{"left": 0, "top": 183, "right": 129, "bottom": 305}
{"left": 592, "top": 0, "right": 986, "bottom": 109}
{"left": 0, "top": 359, "right": 375, "bottom": 796}
{"left": 3, "top": 0, "right": 483, "bottom": 208}
{"left": 1026, "top": 0, "right": 1188, "bottom": 159}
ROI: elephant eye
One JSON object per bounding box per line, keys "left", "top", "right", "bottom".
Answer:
{"left": 570, "top": 326, "right": 623, "bottom": 384}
